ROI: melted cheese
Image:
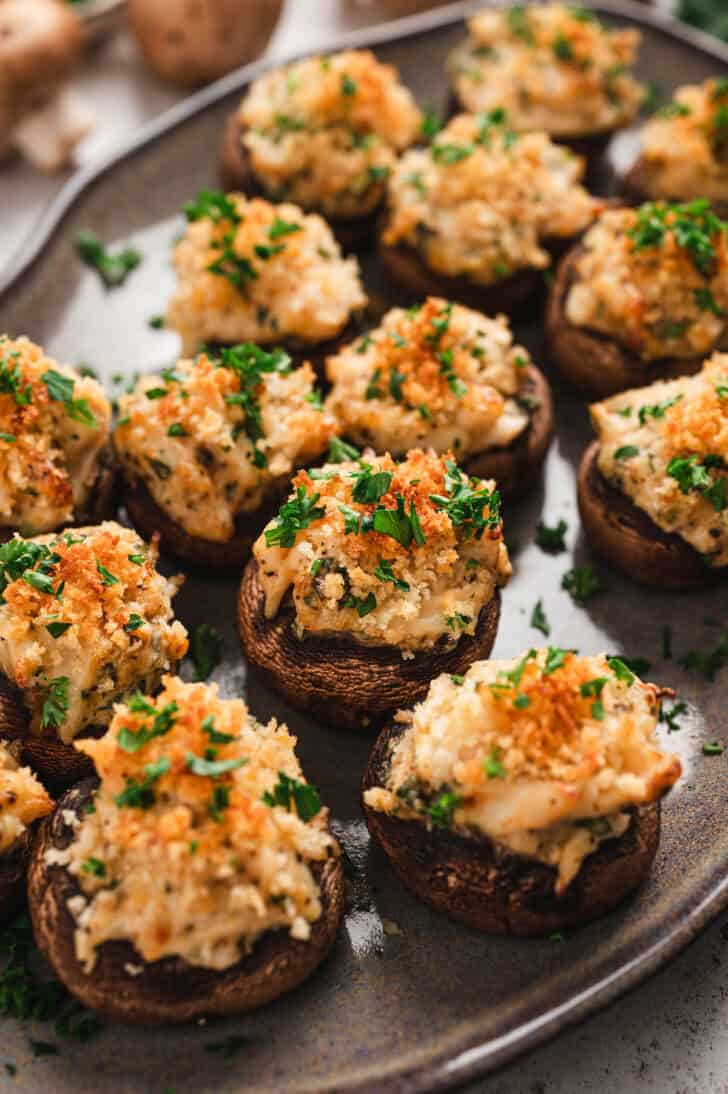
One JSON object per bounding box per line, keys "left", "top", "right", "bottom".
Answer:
{"left": 0, "top": 740, "right": 52, "bottom": 855}
{"left": 639, "top": 80, "right": 728, "bottom": 204}
{"left": 115, "top": 351, "right": 337, "bottom": 542}
{"left": 364, "top": 650, "right": 680, "bottom": 892}
{"left": 592, "top": 355, "right": 728, "bottom": 566}
{"left": 0, "top": 522, "right": 188, "bottom": 743}
{"left": 324, "top": 298, "right": 530, "bottom": 457}
{"left": 50, "top": 676, "right": 338, "bottom": 972}
{"left": 0, "top": 336, "right": 111, "bottom": 533}
{"left": 166, "top": 194, "right": 367, "bottom": 355}
{"left": 239, "top": 50, "right": 422, "bottom": 219}
{"left": 450, "top": 4, "right": 643, "bottom": 136}
{"left": 384, "top": 113, "right": 597, "bottom": 285}
{"left": 254, "top": 449, "right": 511, "bottom": 652}
{"left": 565, "top": 205, "right": 728, "bottom": 361}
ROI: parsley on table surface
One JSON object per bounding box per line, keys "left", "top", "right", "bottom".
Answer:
{"left": 76, "top": 231, "right": 141, "bottom": 289}
{"left": 204, "top": 1033, "right": 250, "bottom": 1058}
{"left": 187, "top": 623, "right": 224, "bottom": 681}
{"left": 262, "top": 771, "right": 322, "bottom": 821}
{"left": 679, "top": 633, "right": 728, "bottom": 680}
{"left": 530, "top": 599, "right": 550, "bottom": 636}
{"left": 535, "top": 519, "right": 568, "bottom": 552}
{"left": 660, "top": 700, "right": 687, "bottom": 732}
{"left": 562, "top": 564, "right": 604, "bottom": 603}
{"left": 702, "top": 741, "right": 724, "bottom": 755}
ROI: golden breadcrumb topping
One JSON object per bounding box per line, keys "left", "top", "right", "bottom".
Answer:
{"left": 0, "top": 740, "right": 52, "bottom": 856}
{"left": 640, "top": 79, "right": 728, "bottom": 204}
{"left": 239, "top": 50, "right": 422, "bottom": 219}
{"left": 115, "top": 347, "right": 337, "bottom": 542}
{"left": 592, "top": 354, "right": 728, "bottom": 566}
{"left": 450, "top": 4, "right": 643, "bottom": 136}
{"left": 364, "top": 650, "right": 680, "bottom": 891}
{"left": 0, "top": 336, "right": 111, "bottom": 534}
{"left": 384, "top": 113, "right": 597, "bottom": 284}
{"left": 254, "top": 448, "right": 511, "bottom": 652}
{"left": 324, "top": 298, "right": 530, "bottom": 458}
{"left": 0, "top": 522, "right": 188, "bottom": 743}
{"left": 166, "top": 192, "right": 367, "bottom": 356}
{"left": 565, "top": 203, "right": 728, "bottom": 361}
{"left": 51, "top": 677, "right": 338, "bottom": 972}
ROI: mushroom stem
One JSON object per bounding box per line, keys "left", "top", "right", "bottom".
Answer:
{"left": 11, "top": 84, "right": 92, "bottom": 172}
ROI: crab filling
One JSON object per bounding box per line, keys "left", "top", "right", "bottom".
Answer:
{"left": 254, "top": 448, "right": 511, "bottom": 653}
{"left": 324, "top": 298, "right": 530, "bottom": 459}
{"left": 48, "top": 677, "right": 338, "bottom": 972}
{"left": 364, "top": 650, "right": 681, "bottom": 893}
{"left": 0, "top": 741, "right": 52, "bottom": 856}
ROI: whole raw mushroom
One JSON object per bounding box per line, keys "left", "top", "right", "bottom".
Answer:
{"left": 128, "top": 0, "right": 284, "bottom": 88}
{"left": 0, "top": 0, "right": 92, "bottom": 171}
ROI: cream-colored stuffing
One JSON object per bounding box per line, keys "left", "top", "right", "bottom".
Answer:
{"left": 0, "top": 741, "right": 52, "bottom": 855}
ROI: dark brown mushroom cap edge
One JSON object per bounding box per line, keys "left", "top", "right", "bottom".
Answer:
{"left": 0, "top": 831, "right": 31, "bottom": 926}
{"left": 619, "top": 157, "right": 728, "bottom": 219}
{"left": 219, "top": 112, "right": 381, "bottom": 252}
{"left": 0, "top": 443, "right": 119, "bottom": 542}
{"left": 238, "top": 560, "right": 501, "bottom": 731}
{"left": 361, "top": 718, "right": 661, "bottom": 936}
{"left": 578, "top": 441, "right": 726, "bottom": 592}
{"left": 546, "top": 244, "right": 707, "bottom": 400}
{"left": 28, "top": 778, "right": 344, "bottom": 1023}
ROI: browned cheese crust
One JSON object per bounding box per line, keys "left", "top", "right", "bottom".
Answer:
{"left": 237, "top": 559, "right": 501, "bottom": 732}
{"left": 28, "top": 779, "right": 345, "bottom": 1024}
{"left": 577, "top": 441, "right": 724, "bottom": 592}
{"left": 464, "top": 363, "right": 554, "bottom": 499}
{"left": 219, "top": 112, "right": 380, "bottom": 252}
{"left": 546, "top": 245, "right": 706, "bottom": 400}
{"left": 362, "top": 719, "right": 661, "bottom": 936}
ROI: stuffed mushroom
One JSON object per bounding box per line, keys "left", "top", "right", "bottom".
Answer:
{"left": 547, "top": 200, "right": 728, "bottom": 399}
{"left": 324, "top": 298, "right": 553, "bottom": 498}
{"left": 362, "top": 649, "right": 681, "bottom": 935}
{"left": 447, "top": 4, "right": 643, "bottom": 172}
{"left": 165, "top": 190, "right": 367, "bottom": 362}
{"left": 0, "top": 335, "right": 116, "bottom": 536}
{"left": 114, "top": 345, "right": 338, "bottom": 569}
{"left": 238, "top": 448, "right": 510, "bottom": 731}
{"left": 0, "top": 521, "right": 188, "bottom": 790}
{"left": 0, "top": 740, "right": 52, "bottom": 923}
{"left": 28, "top": 676, "right": 343, "bottom": 1023}
{"left": 379, "top": 111, "right": 598, "bottom": 315}
{"left": 220, "top": 50, "right": 423, "bottom": 249}
{"left": 578, "top": 353, "right": 728, "bottom": 590}
{"left": 623, "top": 78, "right": 728, "bottom": 214}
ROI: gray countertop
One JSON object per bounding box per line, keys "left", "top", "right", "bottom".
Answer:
{"left": 0, "top": 3, "right": 725, "bottom": 1092}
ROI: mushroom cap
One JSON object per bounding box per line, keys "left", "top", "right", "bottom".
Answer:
{"left": 0, "top": 0, "right": 82, "bottom": 132}
{"left": 128, "top": 0, "right": 284, "bottom": 88}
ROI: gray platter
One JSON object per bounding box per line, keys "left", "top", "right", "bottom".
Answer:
{"left": 0, "top": 2, "right": 726, "bottom": 1091}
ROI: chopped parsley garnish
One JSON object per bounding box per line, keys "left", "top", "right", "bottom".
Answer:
{"left": 341, "top": 592, "right": 377, "bottom": 617}
{"left": 350, "top": 466, "right": 393, "bottom": 504}
{"left": 183, "top": 189, "right": 239, "bottom": 224}
{"left": 185, "top": 754, "right": 247, "bottom": 777}
{"left": 340, "top": 73, "right": 357, "bottom": 97}
{"left": 0, "top": 432, "right": 15, "bottom": 443}
{"left": 262, "top": 771, "right": 322, "bottom": 821}
{"left": 421, "top": 107, "right": 442, "bottom": 140}
{"left": 267, "top": 217, "right": 303, "bottom": 241}
{"left": 430, "top": 460, "right": 500, "bottom": 540}
{"left": 373, "top": 558, "right": 410, "bottom": 591}
{"left": 615, "top": 445, "right": 639, "bottom": 460}
{"left": 694, "top": 287, "right": 724, "bottom": 314}
{"left": 42, "top": 369, "right": 96, "bottom": 427}
{"left": 117, "top": 697, "right": 178, "bottom": 753}
{"left": 535, "top": 518, "right": 568, "bottom": 552}
{"left": 0, "top": 346, "right": 32, "bottom": 407}
{"left": 638, "top": 394, "right": 682, "bottom": 424}
{"left": 507, "top": 4, "right": 533, "bottom": 43}
{"left": 266, "top": 486, "right": 326, "bottom": 547}
{"left": 95, "top": 561, "right": 118, "bottom": 586}
{"left": 114, "top": 757, "right": 170, "bottom": 809}
{"left": 76, "top": 231, "right": 141, "bottom": 289}
{"left": 41, "top": 676, "right": 69, "bottom": 730}
{"left": 579, "top": 677, "right": 608, "bottom": 721}
{"left": 667, "top": 454, "right": 727, "bottom": 511}
{"left": 431, "top": 143, "right": 473, "bottom": 164}
{"left": 437, "top": 349, "right": 467, "bottom": 397}
{"left": 552, "top": 33, "right": 574, "bottom": 61}
{"left": 123, "top": 613, "right": 145, "bottom": 633}
{"left": 657, "top": 101, "right": 691, "bottom": 119}
{"left": 608, "top": 657, "right": 635, "bottom": 686}
{"left": 167, "top": 422, "right": 187, "bottom": 437}
{"left": 81, "top": 858, "right": 106, "bottom": 878}
{"left": 446, "top": 612, "right": 471, "bottom": 631}
{"left": 483, "top": 747, "right": 505, "bottom": 779}
{"left": 208, "top": 784, "right": 230, "bottom": 822}
{"left": 627, "top": 200, "right": 726, "bottom": 274}
{"left": 148, "top": 314, "right": 165, "bottom": 330}
{"left": 144, "top": 387, "right": 167, "bottom": 400}
{"left": 543, "top": 646, "right": 570, "bottom": 675}
{"left": 530, "top": 599, "right": 550, "bottom": 636}
{"left": 45, "top": 620, "right": 71, "bottom": 639}
{"left": 562, "top": 564, "right": 603, "bottom": 603}
{"left": 188, "top": 623, "right": 224, "bottom": 681}
{"left": 425, "top": 788, "right": 461, "bottom": 828}
{"left": 201, "top": 714, "right": 235, "bottom": 745}
{"left": 220, "top": 342, "right": 292, "bottom": 465}
{"left": 0, "top": 539, "right": 60, "bottom": 603}
{"left": 328, "top": 436, "right": 360, "bottom": 463}
{"left": 451, "top": 674, "right": 465, "bottom": 686}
